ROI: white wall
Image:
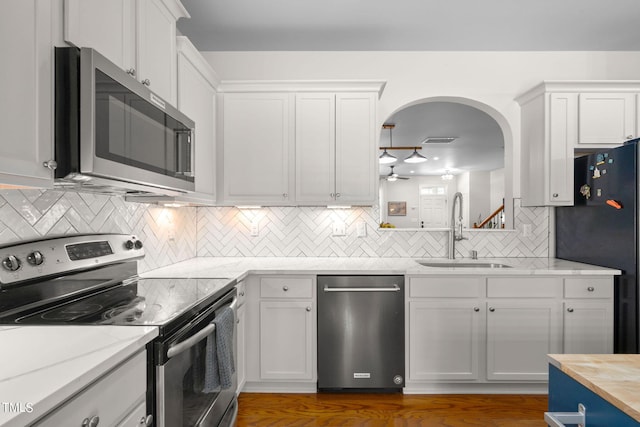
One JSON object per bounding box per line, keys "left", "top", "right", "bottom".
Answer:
{"left": 203, "top": 50, "right": 640, "bottom": 199}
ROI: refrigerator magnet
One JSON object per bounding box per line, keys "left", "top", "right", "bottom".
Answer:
{"left": 606, "top": 199, "right": 623, "bottom": 209}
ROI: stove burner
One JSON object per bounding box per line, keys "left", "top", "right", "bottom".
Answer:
{"left": 102, "top": 296, "right": 147, "bottom": 323}
{"left": 40, "top": 303, "right": 104, "bottom": 321}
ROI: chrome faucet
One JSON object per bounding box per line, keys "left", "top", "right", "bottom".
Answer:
{"left": 448, "top": 192, "right": 464, "bottom": 259}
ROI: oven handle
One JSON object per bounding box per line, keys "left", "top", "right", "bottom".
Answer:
{"left": 166, "top": 297, "right": 237, "bottom": 360}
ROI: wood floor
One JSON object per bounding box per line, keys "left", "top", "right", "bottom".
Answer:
{"left": 236, "top": 393, "right": 548, "bottom": 426}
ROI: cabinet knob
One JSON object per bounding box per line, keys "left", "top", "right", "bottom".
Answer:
{"left": 126, "top": 68, "right": 136, "bottom": 77}
{"left": 139, "top": 415, "right": 153, "bottom": 426}
{"left": 142, "top": 78, "right": 151, "bottom": 86}
{"left": 330, "top": 193, "right": 335, "bottom": 198}
{"left": 489, "top": 307, "right": 495, "bottom": 312}
{"left": 587, "top": 286, "right": 595, "bottom": 292}
{"left": 283, "top": 285, "right": 289, "bottom": 291}
{"left": 82, "top": 416, "right": 100, "bottom": 427}
{"left": 306, "top": 306, "right": 312, "bottom": 312}
{"left": 282, "top": 193, "right": 288, "bottom": 199}
{"left": 335, "top": 193, "right": 341, "bottom": 198}
{"left": 567, "top": 308, "right": 574, "bottom": 313}
{"left": 240, "top": 291, "right": 245, "bottom": 297}
{"left": 627, "top": 135, "right": 634, "bottom": 140}
{"left": 552, "top": 193, "right": 559, "bottom": 198}
{"left": 474, "top": 307, "right": 480, "bottom": 312}
{"left": 42, "top": 159, "right": 58, "bottom": 170}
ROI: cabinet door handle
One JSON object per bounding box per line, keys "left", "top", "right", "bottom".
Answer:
{"left": 474, "top": 307, "right": 480, "bottom": 312}
{"left": 587, "top": 286, "right": 595, "bottom": 292}
{"left": 283, "top": 193, "right": 288, "bottom": 199}
{"left": 567, "top": 308, "right": 574, "bottom": 313}
{"left": 142, "top": 78, "right": 151, "bottom": 86}
{"left": 126, "top": 68, "right": 136, "bottom": 77}
{"left": 627, "top": 135, "right": 634, "bottom": 140}
{"left": 306, "top": 306, "right": 312, "bottom": 312}
{"left": 335, "top": 193, "right": 341, "bottom": 198}
{"left": 489, "top": 307, "right": 495, "bottom": 312}
{"left": 330, "top": 193, "right": 335, "bottom": 198}
{"left": 283, "top": 286, "right": 289, "bottom": 291}
{"left": 552, "top": 193, "right": 559, "bottom": 198}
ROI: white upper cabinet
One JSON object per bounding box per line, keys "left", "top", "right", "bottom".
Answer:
{"left": 295, "top": 93, "right": 336, "bottom": 204}
{"left": 296, "top": 92, "right": 377, "bottom": 205}
{"left": 518, "top": 90, "right": 576, "bottom": 206}
{"left": 64, "top": 0, "right": 188, "bottom": 104}
{"left": 64, "top": 0, "right": 135, "bottom": 72}
{"left": 516, "top": 81, "right": 640, "bottom": 207}
{"left": 136, "top": 0, "right": 188, "bottom": 104}
{"left": 578, "top": 93, "right": 637, "bottom": 145}
{"left": 0, "top": 0, "right": 57, "bottom": 188}
{"left": 220, "top": 81, "right": 384, "bottom": 206}
{"left": 175, "top": 36, "right": 220, "bottom": 202}
{"left": 335, "top": 93, "right": 377, "bottom": 204}
{"left": 222, "top": 92, "right": 294, "bottom": 204}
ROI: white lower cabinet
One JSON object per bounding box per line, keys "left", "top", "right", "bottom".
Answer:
{"left": 563, "top": 277, "right": 614, "bottom": 354}
{"left": 486, "top": 300, "right": 561, "bottom": 381}
{"left": 33, "top": 350, "right": 150, "bottom": 426}
{"left": 409, "top": 300, "right": 481, "bottom": 381}
{"left": 259, "top": 300, "right": 314, "bottom": 380}
{"left": 244, "top": 275, "right": 316, "bottom": 392}
{"left": 406, "top": 274, "right": 612, "bottom": 393}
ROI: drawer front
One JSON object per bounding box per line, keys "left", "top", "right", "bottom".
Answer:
{"left": 260, "top": 276, "right": 314, "bottom": 298}
{"left": 409, "top": 277, "right": 484, "bottom": 298}
{"left": 564, "top": 277, "right": 613, "bottom": 299}
{"left": 34, "top": 350, "right": 146, "bottom": 426}
{"left": 487, "top": 277, "right": 562, "bottom": 298}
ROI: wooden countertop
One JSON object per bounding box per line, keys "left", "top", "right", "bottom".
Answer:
{"left": 548, "top": 354, "right": 640, "bottom": 422}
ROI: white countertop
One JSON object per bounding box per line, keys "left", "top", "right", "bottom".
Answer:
{"left": 0, "top": 325, "right": 158, "bottom": 427}
{"left": 141, "top": 256, "right": 621, "bottom": 280}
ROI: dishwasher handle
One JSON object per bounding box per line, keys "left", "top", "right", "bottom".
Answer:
{"left": 544, "top": 403, "right": 586, "bottom": 427}
{"left": 323, "top": 284, "right": 401, "bottom": 293}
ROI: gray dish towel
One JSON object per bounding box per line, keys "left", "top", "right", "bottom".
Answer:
{"left": 203, "top": 306, "right": 235, "bottom": 392}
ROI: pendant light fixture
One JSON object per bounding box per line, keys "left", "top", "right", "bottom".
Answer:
{"left": 404, "top": 148, "right": 427, "bottom": 163}
{"left": 379, "top": 124, "right": 397, "bottom": 164}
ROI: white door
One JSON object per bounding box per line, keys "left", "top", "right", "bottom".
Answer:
{"left": 563, "top": 301, "right": 613, "bottom": 354}
{"left": 486, "top": 300, "right": 561, "bottom": 381}
{"left": 409, "top": 300, "right": 481, "bottom": 381}
{"left": 259, "top": 300, "right": 314, "bottom": 380}
{"left": 420, "top": 195, "right": 448, "bottom": 228}
{"left": 578, "top": 93, "right": 636, "bottom": 144}
{"left": 223, "top": 93, "right": 293, "bottom": 204}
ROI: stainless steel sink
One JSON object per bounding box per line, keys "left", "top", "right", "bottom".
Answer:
{"left": 417, "top": 261, "right": 512, "bottom": 268}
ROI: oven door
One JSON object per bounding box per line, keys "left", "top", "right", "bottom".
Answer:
{"left": 156, "top": 290, "right": 238, "bottom": 427}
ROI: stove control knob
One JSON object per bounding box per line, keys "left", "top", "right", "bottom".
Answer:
{"left": 134, "top": 240, "right": 143, "bottom": 250}
{"left": 2, "top": 255, "right": 21, "bottom": 271}
{"left": 26, "top": 251, "right": 44, "bottom": 266}
{"left": 125, "top": 240, "right": 135, "bottom": 250}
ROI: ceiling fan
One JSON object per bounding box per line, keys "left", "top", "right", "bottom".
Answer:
{"left": 385, "top": 165, "right": 409, "bottom": 181}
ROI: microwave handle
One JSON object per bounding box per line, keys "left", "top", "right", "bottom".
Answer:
{"left": 175, "top": 130, "right": 193, "bottom": 177}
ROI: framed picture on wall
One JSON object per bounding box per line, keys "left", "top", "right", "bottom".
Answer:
{"left": 388, "top": 201, "right": 407, "bottom": 216}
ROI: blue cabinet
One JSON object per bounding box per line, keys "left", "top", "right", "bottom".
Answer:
{"left": 548, "top": 364, "right": 639, "bottom": 426}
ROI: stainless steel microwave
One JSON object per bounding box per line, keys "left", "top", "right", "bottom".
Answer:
{"left": 54, "top": 47, "right": 195, "bottom": 195}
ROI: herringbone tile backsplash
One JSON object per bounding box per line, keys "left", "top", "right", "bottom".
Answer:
{"left": 197, "top": 199, "right": 549, "bottom": 258}
{"left": 0, "top": 190, "right": 197, "bottom": 273}
{"left": 0, "top": 190, "right": 549, "bottom": 272}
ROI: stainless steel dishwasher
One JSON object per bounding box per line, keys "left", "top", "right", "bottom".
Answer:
{"left": 317, "top": 275, "right": 405, "bottom": 391}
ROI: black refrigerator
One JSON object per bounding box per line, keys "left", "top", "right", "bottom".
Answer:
{"left": 556, "top": 139, "right": 640, "bottom": 354}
